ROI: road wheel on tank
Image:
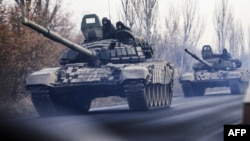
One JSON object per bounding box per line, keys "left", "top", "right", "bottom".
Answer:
{"left": 149, "top": 84, "right": 155, "bottom": 108}
{"left": 161, "top": 84, "right": 167, "bottom": 106}
{"left": 193, "top": 84, "right": 206, "bottom": 96}
{"left": 181, "top": 82, "right": 194, "bottom": 97}
{"left": 145, "top": 84, "right": 154, "bottom": 108}
{"left": 154, "top": 84, "right": 161, "bottom": 107}
{"left": 229, "top": 80, "right": 247, "bottom": 94}
{"left": 124, "top": 80, "right": 173, "bottom": 111}
{"left": 152, "top": 84, "right": 158, "bottom": 107}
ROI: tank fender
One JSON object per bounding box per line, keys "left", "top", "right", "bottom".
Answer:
{"left": 120, "top": 66, "right": 150, "bottom": 84}
{"left": 179, "top": 72, "right": 195, "bottom": 82}
{"left": 26, "top": 67, "right": 59, "bottom": 87}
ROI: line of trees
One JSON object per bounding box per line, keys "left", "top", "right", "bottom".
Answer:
{"left": 119, "top": 0, "right": 205, "bottom": 72}
{"left": 119, "top": 0, "right": 250, "bottom": 71}
{"left": 0, "top": 0, "right": 76, "bottom": 100}
{"left": 214, "top": 0, "right": 246, "bottom": 62}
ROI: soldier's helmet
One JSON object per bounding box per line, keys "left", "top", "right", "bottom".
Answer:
{"left": 223, "top": 48, "right": 228, "bottom": 53}
{"left": 102, "top": 17, "right": 109, "bottom": 25}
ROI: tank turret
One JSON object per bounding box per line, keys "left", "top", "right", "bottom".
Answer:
{"left": 21, "top": 15, "right": 154, "bottom": 66}
{"left": 185, "top": 47, "right": 241, "bottom": 71}
{"left": 184, "top": 48, "right": 213, "bottom": 69}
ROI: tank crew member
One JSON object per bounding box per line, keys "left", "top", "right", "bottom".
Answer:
{"left": 115, "top": 21, "right": 134, "bottom": 43}
{"left": 102, "top": 17, "right": 116, "bottom": 39}
{"left": 116, "top": 21, "right": 131, "bottom": 32}
{"left": 221, "top": 48, "right": 231, "bottom": 60}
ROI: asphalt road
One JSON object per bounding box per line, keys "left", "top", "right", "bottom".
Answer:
{"left": 0, "top": 91, "right": 244, "bottom": 141}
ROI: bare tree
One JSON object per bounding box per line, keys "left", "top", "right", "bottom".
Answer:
{"left": 0, "top": 0, "right": 75, "bottom": 100}
{"left": 214, "top": 0, "right": 247, "bottom": 68}
{"left": 157, "top": 5, "right": 181, "bottom": 64}
{"left": 228, "top": 21, "right": 245, "bottom": 58}
{"left": 131, "top": 0, "right": 158, "bottom": 43}
{"left": 182, "top": 0, "right": 204, "bottom": 48}
{"left": 181, "top": 0, "right": 205, "bottom": 72}
{"left": 244, "top": 26, "right": 250, "bottom": 69}
{"left": 214, "top": 0, "right": 233, "bottom": 52}
{"left": 158, "top": 0, "right": 204, "bottom": 73}
{"left": 119, "top": 0, "right": 137, "bottom": 29}
{"left": 248, "top": 26, "right": 250, "bottom": 52}
{"left": 236, "top": 23, "right": 246, "bottom": 66}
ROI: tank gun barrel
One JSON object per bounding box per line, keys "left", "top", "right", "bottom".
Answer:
{"left": 184, "top": 49, "right": 213, "bottom": 68}
{"left": 21, "top": 17, "right": 95, "bottom": 57}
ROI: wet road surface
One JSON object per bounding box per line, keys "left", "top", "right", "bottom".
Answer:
{"left": 0, "top": 92, "right": 244, "bottom": 141}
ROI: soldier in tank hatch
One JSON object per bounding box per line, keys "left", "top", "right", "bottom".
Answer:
{"left": 102, "top": 17, "right": 116, "bottom": 39}
{"left": 116, "top": 21, "right": 131, "bottom": 32}
{"left": 221, "top": 48, "right": 231, "bottom": 60}
{"left": 115, "top": 21, "right": 134, "bottom": 43}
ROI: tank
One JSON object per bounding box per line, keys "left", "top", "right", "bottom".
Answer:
{"left": 22, "top": 14, "right": 175, "bottom": 116}
{"left": 179, "top": 45, "right": 250, "bottom": 97}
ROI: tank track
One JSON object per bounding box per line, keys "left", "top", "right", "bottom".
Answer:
{"left": 124, "top": 80, "right": 173, "bottom": 111}
{"left": 30, "top": 86, "right": 57, "bottom": 116}
{"left": 30, "top": 86, "right": 92, "bottom": 116}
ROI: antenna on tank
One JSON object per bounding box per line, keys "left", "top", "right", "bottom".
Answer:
{"left": 108, "top": 0, "right": 111, "bottom": 20}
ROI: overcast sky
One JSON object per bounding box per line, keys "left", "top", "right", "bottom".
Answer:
{"left": 61, "top": 0, "right": 250, "bottom": 49}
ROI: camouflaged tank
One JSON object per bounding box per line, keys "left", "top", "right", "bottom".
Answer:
{"left": 22, "top": 14, "right": 175, "bottom": 116}
{"left": 179, "top": 45, "right": 250, "bottom": 97}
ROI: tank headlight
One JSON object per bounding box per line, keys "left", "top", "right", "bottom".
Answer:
{"left": 59, "top": 70, "right": 66, "bottom": 77}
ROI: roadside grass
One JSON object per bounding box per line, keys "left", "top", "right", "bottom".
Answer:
{"left": 0, "top": 95, "right": 36, "bottom": 119}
